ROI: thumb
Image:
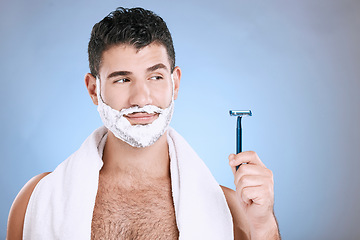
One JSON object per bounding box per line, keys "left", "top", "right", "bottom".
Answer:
{"left": 228, "top": 153, "right": 237, "bottom": 175}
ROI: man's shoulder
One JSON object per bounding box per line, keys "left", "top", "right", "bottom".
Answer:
{"left": 7, "top": 172, "right": 51, "bottom": 240}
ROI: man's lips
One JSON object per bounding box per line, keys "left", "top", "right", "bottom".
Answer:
{"left": 125, "top": 112, "right": 159, "bottom": 125}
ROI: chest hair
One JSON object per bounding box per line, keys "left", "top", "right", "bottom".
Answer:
{"left": 91, "top": 175, "right": 179, "bottom": 240}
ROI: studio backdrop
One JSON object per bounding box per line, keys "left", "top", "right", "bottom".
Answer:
{"left": 1, "top": 0, "right": 359, "bottom": 239}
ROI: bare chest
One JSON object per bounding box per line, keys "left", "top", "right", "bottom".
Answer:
{"left": 91, "top": 178, "right": 178, "bottom": 240}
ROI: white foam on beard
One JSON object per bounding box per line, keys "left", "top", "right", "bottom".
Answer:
{"left": 96, "top": 76, "right": 174, "bottom": 148}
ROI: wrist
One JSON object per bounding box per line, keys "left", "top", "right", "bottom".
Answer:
{"left": 250, "top": 215, "right": 280, "bottom": 240}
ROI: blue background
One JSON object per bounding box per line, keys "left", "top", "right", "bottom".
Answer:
{"left": 1, "top": 0, "right": 360, "bottom": 239}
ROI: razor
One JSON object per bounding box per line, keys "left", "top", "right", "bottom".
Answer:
{"left": 229, "top": 110, "right": 252, "bottom": 170}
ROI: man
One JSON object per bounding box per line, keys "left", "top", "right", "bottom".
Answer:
{"left": 7, "top": 7, "right": 280, "bottom": 240}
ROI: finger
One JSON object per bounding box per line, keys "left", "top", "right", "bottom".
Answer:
{"left": 229, "top": 155, "right": 266, "bottom": 176}
{"left": 234, "top": 165, "right": 273, "bottom": 187}
{"left": 229, "top": 153, "right": 248, "bottom": 175}
{"left": 232, "top": 151, "right": 262, "bottom": 166}
{"left": 239, "top": 185, "right": 273, "bottom": 206}
{"left": 235, "top": 175, "right": 271, "bottom": 194}
{"left": 240, "top": 186, "right": 260, "bottom": 205}
{"left": 229, "top": 151, "right": 266, "bottom": 168}
{"left": 228, "top": 154, "right": 237, "bottom": 175}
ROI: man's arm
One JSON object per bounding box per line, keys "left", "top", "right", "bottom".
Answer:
{"left": 221, "top": 185, "right": 251, "bottom": 240}
{"left": 7, "top": 172, "right": 51, "bottom": 240}
{"left": 222, "top": 151, "right": 281, "bottom": 240}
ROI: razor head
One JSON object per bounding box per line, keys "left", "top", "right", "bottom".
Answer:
{"left": 229, "top": 110, "right": 252, "bottom": 117}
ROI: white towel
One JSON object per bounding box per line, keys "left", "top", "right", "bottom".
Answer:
{"left": 23, "top": 126, "right": 233, "bottom": 239}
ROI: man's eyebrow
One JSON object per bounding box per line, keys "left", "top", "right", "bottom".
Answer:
{"left": 146, "top": 63, "right": 168, "bottom": 73}
{"left": 106, "top": 64, "right": 167, "bottom": 79}
{"left": 107, "top": 71, "right": 132, "bottom": 79}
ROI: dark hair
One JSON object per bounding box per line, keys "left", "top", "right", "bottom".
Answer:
{"left": 88, "top": 7, "right": 175, "bottom": 77}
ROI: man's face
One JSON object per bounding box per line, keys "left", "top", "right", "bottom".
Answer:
{"left": 97, "top": 42, "right": 179, "bottom": 125}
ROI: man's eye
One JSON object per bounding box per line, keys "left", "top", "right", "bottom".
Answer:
{"left": 115, "top": 78, "right": 130, "bottom": 83}
{"left": 150, "top": 76, "right": 163, "bottom": 80}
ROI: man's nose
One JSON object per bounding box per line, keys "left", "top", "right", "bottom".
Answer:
{"left": 128, "top": 82, "right": 152, "bottom": 107}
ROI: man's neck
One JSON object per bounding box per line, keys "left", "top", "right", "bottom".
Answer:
{"left": 100, "top": 130, "right": 171, "bottom": 183}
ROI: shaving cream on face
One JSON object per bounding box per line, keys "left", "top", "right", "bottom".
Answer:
{"left": 96, "top": 75, "right": 174, "bottom": 148}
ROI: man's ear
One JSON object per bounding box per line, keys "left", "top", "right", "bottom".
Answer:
{"left": 84, "top": 73, "right": 98, "bottom": 105}
{"left": 173, "top": 66, "right": 181, "bottom": 100}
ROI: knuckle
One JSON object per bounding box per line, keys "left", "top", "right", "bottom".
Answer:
{"left": 265, "top": 180, "right": 274, "bottom": 194}
{"left": 265, "top": 168, "right": 273, "bottom": 177}
{"left": 239, "top": 175, "right": 248, "bottom": 185}
{"left": 269, "top": 171, "right": 274, "bottom": 184}
{"left": 249, "top": 150, "right": 258, "bottom": 158}
{"left": 235, "top": 174, "right": 247, "bottom": 188}
{"left": 242, "top": 186, "right": 251, "bottom": 197}
{"left": 247, "top": 150, "right": 256, "bottom": 156}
